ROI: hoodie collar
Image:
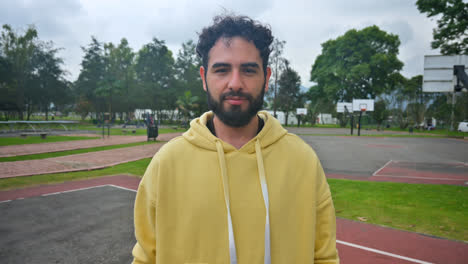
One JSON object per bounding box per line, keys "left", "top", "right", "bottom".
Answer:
{"left": 182, "top": 111, "right": 288, "bottom": 153}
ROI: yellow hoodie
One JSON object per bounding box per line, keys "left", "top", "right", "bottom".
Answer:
{"left": 132, "top": 111, "right": 339, "bottom": 264}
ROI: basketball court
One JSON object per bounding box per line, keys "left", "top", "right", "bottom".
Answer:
{"left": 1, "top": 175, "right": 466, "bottom": 264}
{"left": 301, "top": 135, "right": 468, "bottom": 186}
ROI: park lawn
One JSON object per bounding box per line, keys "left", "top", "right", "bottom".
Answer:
{"left": 0, "top": 161, "right": 466, "bottom": 242}
{"left": 78, "top": 125, "right": 185, "bottom": 136}
{"left": 0, "top": 141, "right": 161, "bottom": 162}
{"left": 296, "top": 133, "right": 448, "bottom": 138}
{"left": 0, "top": 135, "right": 99, "bottom": 146}
{"left": 384, "top": 127, "right": 468, "bottom": 137}
{"left": 0, "top": 127, "right": 184, "bottom": 147}
{"left": 285, "top": 124, "right": 341, "bottom": 128}
{"left": 329, "top": 178, "right": 468, "bottom": 242}
{"left": 0, "top": 158, "right": 151, "bottom": 191}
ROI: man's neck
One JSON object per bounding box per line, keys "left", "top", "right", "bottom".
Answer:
{"left": 213, "top": 115, "right": 259, "bottom": 149}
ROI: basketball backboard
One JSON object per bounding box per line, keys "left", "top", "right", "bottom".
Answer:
{"left": 337, "top": 102, "right": 353, "bottom": 113}
{"left": 352, "top": 99, "right": 374, "bottom": 112}
{"left": 296, "top": 108, "right": 307, "bottom": 115}
{"left": 423, "top": 55, "right": 468, "bottom": 92}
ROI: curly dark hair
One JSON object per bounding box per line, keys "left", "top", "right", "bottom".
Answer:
{"left": 196, "top": 15, "right": 274, "bottom": 76}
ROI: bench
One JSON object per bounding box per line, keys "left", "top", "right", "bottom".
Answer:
{"left": 20, "top": 132, "right": 48, "bottom": 139}
{"left": 122, "top": 129, "right": 136, "bottom": 134}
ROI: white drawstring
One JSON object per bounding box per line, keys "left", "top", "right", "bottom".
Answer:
{"left": 256, "top": 139, "right": 271, "bottom": 264}
{"left": 215, "top": 139, "right": 271, "bottom": 264}
{"left": 215, "top": 140, "right": 238, "bottom": 264}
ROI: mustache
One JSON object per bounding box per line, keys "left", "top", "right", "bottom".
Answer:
{"left": 220, "top": 91, "right": 254, "bottom": 101}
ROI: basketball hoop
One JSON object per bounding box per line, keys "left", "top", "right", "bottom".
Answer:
{"left": 359, "top": 103, "right": 367, "bottom": 112}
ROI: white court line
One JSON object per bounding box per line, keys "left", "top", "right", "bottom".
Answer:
{"left": 41, "top": 185, "right": 108, "bottom": 196}
{"left": 108, "top": 184, "right": 137, "bottom": 192}
{"left": 373, "top": 174, "right": 466, "bottom": 181}
{"left": 337, "top": 240, "right": 434, "bottom": 264}
{"left": 372, "top": 160, "right": 393, "bottom": 176}
{"left": 3, "top": 184, "right": 135, "bottom": 202}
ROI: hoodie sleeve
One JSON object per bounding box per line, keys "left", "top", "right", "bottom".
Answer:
{"left": 314, "top": 159, "right": 340, "bottom": 263}
{"left": 132, "top": 158, "right": 158, "bottom": 264}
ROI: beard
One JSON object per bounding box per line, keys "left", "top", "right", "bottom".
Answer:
{"left": 206, "top": 82, "right": 265, "bottom": 128}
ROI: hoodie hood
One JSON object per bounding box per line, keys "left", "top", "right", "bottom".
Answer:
{"left": 182, "top": 110, "right": 288, "bottom": 153}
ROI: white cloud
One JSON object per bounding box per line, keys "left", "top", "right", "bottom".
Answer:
{"left": 1, "top": 0, "right": 438, "bottom": 87}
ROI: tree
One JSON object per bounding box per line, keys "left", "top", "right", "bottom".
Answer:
{"left": 1, "top": 24, "right": 69, "bottom": 120}
{"left": 28, "top": 42, "right": 69, "bottom": 120}
{"left": 306, "top": 85, "right": 335, "bottom": 126}
{"left": 267, "top": 38, "right": 286, "bottom": 116}
{"left": 174, "top": 40, "right": 205, "bottom": 116}
{"left": 135, "top": 38, "right": 175, "bottom": 121}
{"left": 110, "top": 39, "right": 135, "bottom": 117}
{"left": 0, "top": 24, "right": 38, "bottom": 119}
{"left": 402, "top": 75, "right": 429, "bottom": 127}
{"left": 426, "top": 93, "right": 452, "bottom": 128}
{"left": 0, "top": 49, "right": 16, "bottom": 119}
{"left": 98, "top": 38, "right": 136, "bottom": 120}
{"left": 176, "top": 91, "right": 199, "bottom": 126}
{"left": 74, "top": 37, "right": 106, "bottom": 116}
{"left": 310, "top": 26, "right": 404, "bottom": 102}
{"left": 277, "top": 62, "right": 303, "bottom": 125}
{"left": 372, "top": 100, "right": 389, "bottom": 130}
{"left": 416, "top": 0, "right": 468, "bottom": 55}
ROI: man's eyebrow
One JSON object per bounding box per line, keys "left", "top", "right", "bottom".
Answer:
{"left": 211, "top": 62, "right": 231, "bottom": 68}
{"left": 241, "top": 62, "right": 260, "bottom": 68}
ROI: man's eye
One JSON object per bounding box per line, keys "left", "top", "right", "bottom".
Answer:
{"left": 214, "top": 68, "right": 228, "bottom": 73}
{"left": 244, "top": 68, "right": 257, "bottom": 74}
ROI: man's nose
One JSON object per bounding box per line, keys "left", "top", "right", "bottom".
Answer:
{"left": 228, "top": 70, "right": 243, "bottom": 91}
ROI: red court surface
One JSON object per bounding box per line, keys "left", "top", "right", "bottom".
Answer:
{"left": 1, "top": 175, "right": 466, "bottom": 264}
{"left": 327, "top": 160, "right": 468, "bottom": 186}
{"left": 372, "top": 160, "right": 468, "bottom": 186}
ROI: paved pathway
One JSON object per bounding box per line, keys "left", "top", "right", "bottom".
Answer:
{"left": 0, "top": 133, "right": 182, "bottom": 178}
{"left": 0, "top": 133, "right": 179, "bottom": 157}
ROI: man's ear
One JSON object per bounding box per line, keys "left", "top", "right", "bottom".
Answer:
{"left": 200, "top": 66, "right": 207, "bottom": 92}
{"left": 264, "top": 66, "right": 272, "bottom": 92}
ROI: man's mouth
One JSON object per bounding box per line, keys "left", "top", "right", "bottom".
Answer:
{"left": 224, "top": 96, "right": 246, "bottom": 105}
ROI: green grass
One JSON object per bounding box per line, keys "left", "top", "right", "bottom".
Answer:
{"left": 78, "top": 126, "right": 185, "bottom": 136}
{"left": 296, "top": 133, "right": 449, "bottom": 138}
{"left": 0, "top": 127, "right": 184, "bottom": 147}
{"left": 329, "top": 178, "right": 468, "bottom": 242}
{"left": 0, "top": 158, "right": 151, "bottom": 190}
{"left": 0, "top": 135, "right": 99, "bottom": 146}
{"left": 0, "top": 141, "right": 161, "bottom": 162}
{"left": 1, "top": 159, "right": 466, "bottom": 241}
{"left": 384, "top": 127, "right": 468, "bottom": 137}
{"left": 285, "top": 124, "right": 342, "bottom": 128}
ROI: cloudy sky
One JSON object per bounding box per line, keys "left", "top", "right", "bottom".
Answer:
{"left": 1, "top": 0, "right": 439, "bottom": 87}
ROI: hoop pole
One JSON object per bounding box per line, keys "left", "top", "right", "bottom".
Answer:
{"left": 358, "top": 110, "right": 363, "bottom": 136}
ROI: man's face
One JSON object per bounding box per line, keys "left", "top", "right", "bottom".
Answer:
{"left": 200, "top": 37, "right": 271, "bottom": 127}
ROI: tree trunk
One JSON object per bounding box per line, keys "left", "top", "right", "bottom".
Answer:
{"left": 26, "top": 100, "right": 32, "bottom": 120}
{"left": 45, "top": 106, "right": 49, "bottom": 121}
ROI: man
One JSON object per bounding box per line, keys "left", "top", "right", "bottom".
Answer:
{"left": 132, "top": 15, "right": 339, "bottom": 264}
